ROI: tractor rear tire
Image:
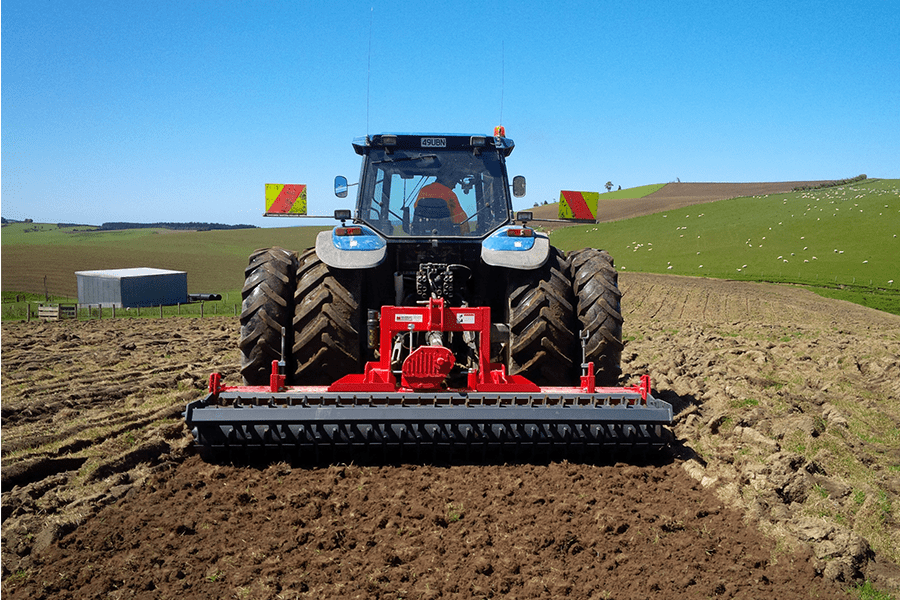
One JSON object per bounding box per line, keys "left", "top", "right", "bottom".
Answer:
{"left": 292, "top": 248, "right": 363, "bottom": 384}
{"left": 507, "top": 247, "right": 578, "bottom": 386}
{"left": 239, "top": 247, "right": 298, "bottom": 385}
{"left": 569, "top": 248, "right": 623, "bottom": 386}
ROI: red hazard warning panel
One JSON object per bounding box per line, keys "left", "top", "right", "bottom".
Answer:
{"left": 265, "top": 184, "right": 307, "bottom": 215}
{"left": 558, "top": 191, "right": 599, "bottom": 220}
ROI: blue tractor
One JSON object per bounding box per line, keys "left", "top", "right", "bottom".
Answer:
{"left": 186, "top": 131, "right": 672, "bottom": 452}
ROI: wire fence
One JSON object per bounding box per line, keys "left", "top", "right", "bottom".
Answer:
{"left": 1, "top": 299, "right": 241, "bottom": 322}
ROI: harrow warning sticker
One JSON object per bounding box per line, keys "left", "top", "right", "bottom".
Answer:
{"left": 559, "top": 190, "right": 599, "bottom": 220}
{"left": 265, "top": 184, "right": 308, "bottom": 214}
{"left": 395, "top": 313, "right": 424, "bottom": 323}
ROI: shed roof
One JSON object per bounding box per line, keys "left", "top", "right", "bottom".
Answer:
{"left": 74, "top": 267, "right": 186, "bottom": 278}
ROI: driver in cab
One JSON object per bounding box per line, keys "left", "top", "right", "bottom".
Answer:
{"left": 414, "top": 174, "right": 470, "bottom": 234}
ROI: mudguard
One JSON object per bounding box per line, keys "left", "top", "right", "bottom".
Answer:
{"left": 315, "top": 227, "right": 387, "bottom": 269}
{"left": 480, "top": 226, "right": 550, "bottom": 270}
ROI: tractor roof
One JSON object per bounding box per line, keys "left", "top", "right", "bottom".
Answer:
{"left": 352, "top": 133, "right": 515, "bottom": 157}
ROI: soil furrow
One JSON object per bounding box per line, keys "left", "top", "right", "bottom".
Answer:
{"left": 3, "top": 281, "right": 899, "bottom": 598}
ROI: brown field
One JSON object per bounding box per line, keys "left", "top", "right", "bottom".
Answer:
{"left": 0, "top": 226, "right": 323, "bottom": 300}
{"left": 530, "top": 181, "right": 832, "bottom": 232}
{"left": 3, "top": 272, "right": 900, "bottom": 598}
{"left": 0, "top": 241, "right": 249, "bottom": 305}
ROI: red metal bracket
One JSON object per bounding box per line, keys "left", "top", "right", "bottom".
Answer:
{"left": 329, "top": 298, "right": 538, "bottom": 393}
{"left": 208, "top": 372, "right": 224, "bottom": 395}
{"left": 638, "top": 374, "right": 651, "bottom": 401}
{"left": 269, "top": 360, "right": 286, "bottom": 393}
{"left": 580, "top": 361, "right": 596, "bottom": 393}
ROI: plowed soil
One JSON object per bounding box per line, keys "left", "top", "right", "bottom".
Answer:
{"left": 3, "top": 273, "right": 900, "bottom": 599}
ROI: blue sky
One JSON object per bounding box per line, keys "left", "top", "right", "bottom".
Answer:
{"left": 3, "top": 0, "right": 898, "bottom": 227}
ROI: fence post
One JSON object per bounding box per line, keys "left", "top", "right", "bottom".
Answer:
{"left": 160, "top": 305, "right": 163, "bottom": 319}
{"left": 112, "top": 305, "right": 116, "bottom": 319}
{"left": 200, "top": 302, "right": 204, "bottom": 318}
{"left": 27, "top": 303, "right": 31, "bottom": 322}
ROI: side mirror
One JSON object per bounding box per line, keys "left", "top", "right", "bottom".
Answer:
{"left": 334, "top": 176, "right": 348, "bottom": 198}
{"left": 512, "top": 175, "right": 526, "bottom": 198}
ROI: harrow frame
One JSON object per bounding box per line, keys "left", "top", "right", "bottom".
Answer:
{"left": 185, "top": 299, "right": 674, "bottom": 452}
{"left": 186, "top": 378, "right": 673, "bottom": 451}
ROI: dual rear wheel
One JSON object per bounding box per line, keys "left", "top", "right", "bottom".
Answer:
{"left": 240, "top": 246, "right": 623, "bottom": 388}
{"left": 239, "top": 247, "right": 360, "bottom": 385}
{"left": 506, "top": 247, "right": 623, "bottom": 387}
{"left": 568, "top": 248, "right": 624, "bottom": 386}
{"left": 238, "top": 248, "right": 297, "bottom": 385}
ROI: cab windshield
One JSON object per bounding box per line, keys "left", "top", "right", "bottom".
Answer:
{"left": 358, "top": 148, "right": 511, "bottom": 237}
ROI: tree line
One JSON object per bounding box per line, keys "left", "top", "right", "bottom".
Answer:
{"left": 60, "top": 222, "right": 258, "bottom": 231}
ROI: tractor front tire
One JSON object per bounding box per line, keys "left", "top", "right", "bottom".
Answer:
{"left": 507, "top": 247, "right": 578, "bottom": 386}
{"left": 292, "top": 248, "right": 363, "bottom": 384}
{"left": 569, "top": 248, "right": 623, "bottom": 386}
{"left": 239, "top": 247, "right": 298, "bottom": 385}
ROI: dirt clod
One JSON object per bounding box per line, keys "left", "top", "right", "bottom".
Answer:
{"left": 3, "top": 274, "right": 900, "bottom": 598}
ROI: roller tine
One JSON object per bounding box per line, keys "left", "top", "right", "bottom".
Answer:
{"left": 313, "top": 427, "right": 320, "bottom": 463}
{"left": 415, "top": 423, "right": 422, "bottom": 463}
{"left": 430, "top": 425, "right": 437, "bottom": 462}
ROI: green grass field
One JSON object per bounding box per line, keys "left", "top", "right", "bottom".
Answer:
{"left": 550, "top": 179, "right": 900, "bottom": 314}
{"left": 3, "top": 179, "right": 899, "bottom": 318}
{"left": 595, "top": 183, "right": 666, "bottom": 201}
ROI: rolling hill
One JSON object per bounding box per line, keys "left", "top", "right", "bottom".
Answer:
{"left": 2, "top": 178, "right": 897, "bottom": 315}
{"left": 550, "top": 178, "right": 899, "bottom": 313}
{"left": 530, "top": 180, "right": 835, "bottom": 226}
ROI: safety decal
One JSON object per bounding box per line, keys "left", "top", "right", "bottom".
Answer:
{"left": 395, "top": 314, "right": 424, "bottom": 323}
{"left": 265, "top": 184, "right": 308, "bottom": 214}
{"left": 558, "top": 190, "right": 599, "bottom": 220}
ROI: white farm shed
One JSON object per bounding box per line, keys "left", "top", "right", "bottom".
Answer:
{"left": 75, "top": 268, "right": 188, "bottom": 308}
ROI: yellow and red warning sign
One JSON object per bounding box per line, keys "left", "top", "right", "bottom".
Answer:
{"left": 558, "top": 191, "right": 599, "bottom": 220}
{"left": 265, "top": 184, "right": 307, "bottom": 215}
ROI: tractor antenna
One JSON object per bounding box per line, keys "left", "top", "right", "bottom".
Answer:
{"left": 366, "top": 7, "right": 374, "bottom": 135}
{"left": 499, "top": 40, "right": 505, "bottom": 125}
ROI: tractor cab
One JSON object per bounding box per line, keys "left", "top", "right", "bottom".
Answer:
{"left": 336, "top": 134, "right": 525, "bottom": 239}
